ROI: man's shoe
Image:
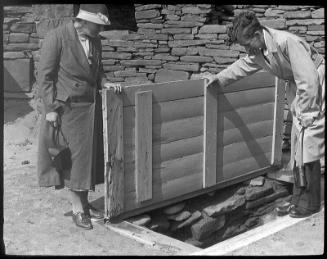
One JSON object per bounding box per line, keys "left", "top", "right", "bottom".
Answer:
{"left": 72, "top": 212, "right": 93, "bottom": 229}
{"left": 276, "top": 202, "right": 294, "bottom": 216}
{"left": 289, "top": 207, "right": 318, "bottom": 218}
{"left": 86, "top": 203, "right": 104, "bottom": 221}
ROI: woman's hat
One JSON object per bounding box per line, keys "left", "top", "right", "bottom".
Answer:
{"left": 76, "top": 4, "right": 110, "bottom": 25}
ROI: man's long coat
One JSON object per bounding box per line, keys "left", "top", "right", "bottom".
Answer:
{"left": 37, "top": 21, "right": 106, "bottom": 190}
{"left": 216, "top": 27, "right": 325, "bottom": 168}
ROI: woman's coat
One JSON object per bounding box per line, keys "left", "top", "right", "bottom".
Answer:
{"left": 37, "top": 21, "right": 106, "bottom": 190}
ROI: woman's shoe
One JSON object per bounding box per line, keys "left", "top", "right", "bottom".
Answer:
{"left": 86, "top": 203, "right": 104, "bottom": 221}
{"left": 72, "top": 212, "right": 93, "bottom": 229}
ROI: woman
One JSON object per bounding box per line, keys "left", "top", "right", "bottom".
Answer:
{"left": 37, "top": 4, "right": 121, "bottom": 229}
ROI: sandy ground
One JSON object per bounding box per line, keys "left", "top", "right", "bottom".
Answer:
{"left": 3, "top": 99, "right": 173, "bottom": 256}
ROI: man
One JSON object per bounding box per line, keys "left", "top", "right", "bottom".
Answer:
{"left": 203, "top": 11, "right": 324, "bottom": 218}
{"left": 37, "top": 4, "right": 121, "bottom": 229}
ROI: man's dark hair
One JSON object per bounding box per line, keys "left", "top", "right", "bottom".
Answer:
{"left": 226, "top": 11, "right": 263, "bottom": 45}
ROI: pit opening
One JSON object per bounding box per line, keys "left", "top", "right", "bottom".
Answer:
{"left": 124, "top": 169, "right": 324, "bottom": 249}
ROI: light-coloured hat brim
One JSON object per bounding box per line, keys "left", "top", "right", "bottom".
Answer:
{"left": 76, "top": 9, "right": 110, "bottom": 25}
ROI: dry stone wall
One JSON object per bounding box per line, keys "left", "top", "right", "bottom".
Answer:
{"left": 3, "top": 4, "right": 325, "bottom": 148}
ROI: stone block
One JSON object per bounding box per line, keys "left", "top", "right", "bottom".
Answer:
{"left": 286, "top": 19, "right": 324, "bottom": 26}
{"left": 106, "top": 40, "right": 131, "bottom": 48}
{"left": 102, "top": 60, "right": 116, "bottom": 66}
{"left": 162, "top": 28, "right": 192, "bottom": 34}
{"left": 154, "top": 69, "right": 189, "bottom": 83}
{"left": 167, "top": 210, "right": 191, "bottom": 221}
{"left": 180, "top": 55, "right": 213, "bottom": 63}
{"left": 170, "top": 210, "right": 202, "bottom": 232}
{"left": 4, "top": 52, "right": 27, "bottom": 60}
{"left": 4, "top": 59, "right": 32, "bottom": 92}
{"left": 135, "top": 4, "right": 162, "bottom": 11}
{"left": 163, "top": 62, "right": 199, "bottom": 72}
{"left": 312, "top": 8, "right": 324, "bottom": 18}
{"left": 166, "top": 14, "right": 180, "bottom": 21}
{"left": 154, "top": 47, "right": 170, "bottom": 53}
{"left": 174, "top": 34, "right": 194, "bottom": 40}
{"left": 121, "top": 60, "right": 162, "bottom": 67}
{"left": 245, "top": 188, "right": 289, "bottom": 209}
{"left": 129, "top": 214, "right": 151, "bottom": 226}
{"left": 284, "top": 11, "right": 311, "bottom": 19}
{"left": 196, "top": 34, "right": 217, "bottom": 40}
{"left": 199, "top": 25, "right": 226, "bottom": 34}
{"left": 152, "top": 54, "right": 179, "bottom": 61}
{"left": 135, "top": 9, "right": 161, "bottom": 20}
{"left": 307, "top": 31, "right": 325, "bottom": 35}
{"left": 138, "top": 23, "right": 164, "bottom": 29}
{"left": 182, "top": 14, "right": 207, "bottom": 23}
{"left": 249, "top": 176, "right": 265, "bottom": 186}
{"left": 102, "top": 52, "right": 132, "bottom": 60}
{"left": 10, "top": 23, "right": 35, "bottom": 33}
{"left": 168, "top": 39, "right": 208, "bottom": 48}
{"left": 199, "top": 47, "right": 239, "bottom": 58}
{"left": 203, "top": 195, "right": 246, "bottom": 217}
{"left": 245, "top": 180, "right": 274, "bottom": 201}
{"left": 191, "top": 213, "right": 225, "bottom": 241}
{"left": 182, "top": 6, "right": 211, "bottom": 14}
{"left": 186, "top": 47, "right": 199, "bottom": 55}
{"left": 171, "top": 47, "right": 187, "bottom": 56}
{"left": 103, "top": 65, "right": 125, "bottom": 72}
{"left": 214, "top": 57, "right": 236, "bottom": 64}
{"left": 36, "top": 18, "right": 72, "bottom": 38}
{"left": 259, "top": 18, "right": 286, "bottom": 29}
{"left": 4, "top": 43, "right": 39, "bottom": 51}
{"left": 134, "top": 41, "right": 158, "bottom": 48}
{"left": 8, "top": 33, "right": 29, "bottom": 43}
{"left": 264, "top": 8, "right": 284, "bottom": 17}
{"left": 164, "top": 21, "right": 203, "bottom": 28}
{"left": 163, "top": 202, "right": 186, "bottom": 215}
{"left": 308, "top": 25, "right": 325, "bottom": 31}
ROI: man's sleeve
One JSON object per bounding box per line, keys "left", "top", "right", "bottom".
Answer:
{"left": 286, "top": 37, "right": 321, "bottom": 126}
{"left": 216, "top": 55, "right": 262, "bottom": 87}
{"left": 38, "top": 31, "right": 62, "bottom": 113}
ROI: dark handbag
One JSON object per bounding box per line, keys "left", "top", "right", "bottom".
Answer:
{"left": 48, "top": 124, "right": 72, "bottom": 172}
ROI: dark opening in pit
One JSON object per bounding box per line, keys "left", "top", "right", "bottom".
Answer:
{"left": 126, "top": 173, "right": 324, "bottom": 249}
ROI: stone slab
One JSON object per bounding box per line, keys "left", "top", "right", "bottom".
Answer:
{"left": 203, "top": 195, "right": 246, "bottom": 217}
{"left": 4, "top": 59, "right": 32, "bottom": 92}
{"left": 154, "top": 69, "right": 189, "bottom": 83}
{"left": 191, "top": 213, "right": 225, "bottom": 241}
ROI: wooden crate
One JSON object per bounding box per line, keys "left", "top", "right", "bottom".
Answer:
{"left": 102, "top": 70, "right": 285, "bottom": 220}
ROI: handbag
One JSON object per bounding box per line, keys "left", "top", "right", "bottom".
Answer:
{"left": 48, "top": 124, "right": 72, "bottom": 172}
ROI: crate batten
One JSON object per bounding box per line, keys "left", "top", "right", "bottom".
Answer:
{"left": 102, "top": 71, "right": 284, "bottom": 220}
{"left": 102, "top": 90, "right": 124, "bottom": 220}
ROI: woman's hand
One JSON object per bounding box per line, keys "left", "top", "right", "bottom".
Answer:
{"left": 104, "top": 82, "right": 122, "bottom": 93}
{"left": 46, "top": 112, "right": 59, "bottom": 127}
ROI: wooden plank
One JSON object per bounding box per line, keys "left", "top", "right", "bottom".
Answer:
{"left": 124, "top": 116, "right": 204, "bottom": 148}
{"left": 204, "top": 84, "right": 218, "bottom": 188}
{"left": 125, "top": 135, "right": 203, "bottom": 164}
{"left": 135, "top": 91, "right": 153, "bottom": 202}
{"left": 102, "top": 89, "right": 124, "bottom": 219}
{"left": 122, "top": 79, "right": 204, "bottom": 106}
{"left": 217, "top": 102, "right": 275, "bottom": 131}
{"left": 271, "top": 78, "right": 285, "bottom": 166}
{"left": 218, "top": 87, "right": 275, "bottom": 112}
{"left": 123, "top": 96, "right": 204, "bottom": 127}
{"left": 217, "top": 70, "right": 275, "bottom": 94}
{"left": 125, "top": 153, "right": 203, "bottom": 192}
{"left": 218, "top": 135, "right": 273, "bottom": 166}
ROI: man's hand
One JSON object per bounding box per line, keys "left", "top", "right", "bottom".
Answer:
{"left": 201, "top": 74, "right": 218, "bottom": 88}
{"left": 46, "top": 111, "right": 59, "bottom": 127}
{"left": 104, "top": 82, "right": 122, "bottom": 93}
